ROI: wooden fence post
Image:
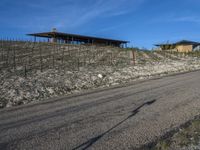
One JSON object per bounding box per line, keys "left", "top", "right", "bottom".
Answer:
{"left": 40, "top": 44, "right": 43, "bottom": 72}
{"left": 130, "top": 50, "right": 136, "bottom": 65}
{"left": 13, "top": 43, "right": 16, "bottom": 71}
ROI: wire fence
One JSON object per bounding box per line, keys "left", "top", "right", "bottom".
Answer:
{"left": 0, "top": 39, "right": 131, "bottom": 77}
{"left": 1, "top": 39, "right": 200, "bottom": 77}
{"left": 135, "top": 50, "right": 200, "bottom": 65}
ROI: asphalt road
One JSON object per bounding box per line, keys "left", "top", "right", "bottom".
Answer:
{"left": 1, "top": 71, "right": 200, "bottom": 150}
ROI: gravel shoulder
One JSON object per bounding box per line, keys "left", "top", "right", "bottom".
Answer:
{"left": 151, "top": 116, "right": 200, "bottom": 150}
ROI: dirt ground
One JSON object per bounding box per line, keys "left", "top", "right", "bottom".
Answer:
{"left": 1, "top": 51, "right": 200, "bottom": 109}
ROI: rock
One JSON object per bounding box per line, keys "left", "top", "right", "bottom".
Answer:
{"left": 1, "top": 53, "right": 200, "bottom": 109}
{"left": 98, "top": 74, "right": 103, "bottom": 79}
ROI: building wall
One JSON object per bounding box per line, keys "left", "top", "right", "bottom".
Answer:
{"left": 160, "top": 45, "right": 176, "bottom": 50}
{"left": 175, "top": 45, "right": 193, "bottom": 52}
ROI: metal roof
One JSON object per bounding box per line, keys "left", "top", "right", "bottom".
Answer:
{"left": 155, "top": 40, "right": 200, "bottom": 47}
{"left": 175, "top": 40, "right": 200, "bottom": 45}
{"left": 27, "top": 31, "right": 129, "bottom": 44}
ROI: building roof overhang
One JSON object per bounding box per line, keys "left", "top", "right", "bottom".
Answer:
{"left": 27, "top": 32, "right": 129, "bottom": 44}
{"left": 155, "top": 40, "right": 200, "bottom": 47}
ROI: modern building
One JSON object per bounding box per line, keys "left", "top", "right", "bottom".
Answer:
{"left": 27, "top": 29, "right": 129, "bottom": 48}
{"left": 155, "top": 40, "right": 200, "bottom": 52}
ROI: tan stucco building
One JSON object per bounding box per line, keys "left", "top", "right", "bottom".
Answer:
{"left": 155, "top": 40, "right": 200, "bottom": 52}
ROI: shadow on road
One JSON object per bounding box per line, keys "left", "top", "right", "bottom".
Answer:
{"left": 72, "top": 99, "right": 156, "bottom": 150}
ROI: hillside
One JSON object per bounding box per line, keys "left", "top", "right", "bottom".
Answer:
{"left": 1, "top": 41, "right": 200, "bottom": 108}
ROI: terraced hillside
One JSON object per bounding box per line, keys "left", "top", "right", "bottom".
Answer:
{"left": 135, "top": 50, "right": 200, "bottom": 64}
{"left": 0, "top": 40, "right": 129, "bottom": 75}
{"left": 1, "top": 41, "right": 200, "bottom": 108}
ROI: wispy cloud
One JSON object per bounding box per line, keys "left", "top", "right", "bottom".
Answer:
{"left": 152, "top": 14, "right": 200, "bottom": 24}
{"left": 0, "top": 0, "right": 145, "bottom": 31}
{"left": 95, "top": 22, "right": 131, "bottom": 34}
{"left": 48, "top": 0, "right": 145, "bottom": 30}
{"left": 171, "top": 16, "right": 200, "bottom": 23}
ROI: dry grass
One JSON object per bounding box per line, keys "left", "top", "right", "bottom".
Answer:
{"left": 152, "top": 118, "right": 200, "bottom": 150}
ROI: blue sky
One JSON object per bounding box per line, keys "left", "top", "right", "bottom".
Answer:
{"left": 1, "top": 0, "right": 200, "bottom": 48}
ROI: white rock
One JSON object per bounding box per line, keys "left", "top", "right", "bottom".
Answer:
{"left": 98, "top": 74, "right": 103, "bottom": 79}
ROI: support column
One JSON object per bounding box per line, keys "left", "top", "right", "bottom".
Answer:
{"left": 72, "top": 37, "right": 74, "bottom": 44}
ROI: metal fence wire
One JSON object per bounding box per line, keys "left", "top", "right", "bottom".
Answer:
{"left": 0, "top": 39, "right": 130, "bottom": 76}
